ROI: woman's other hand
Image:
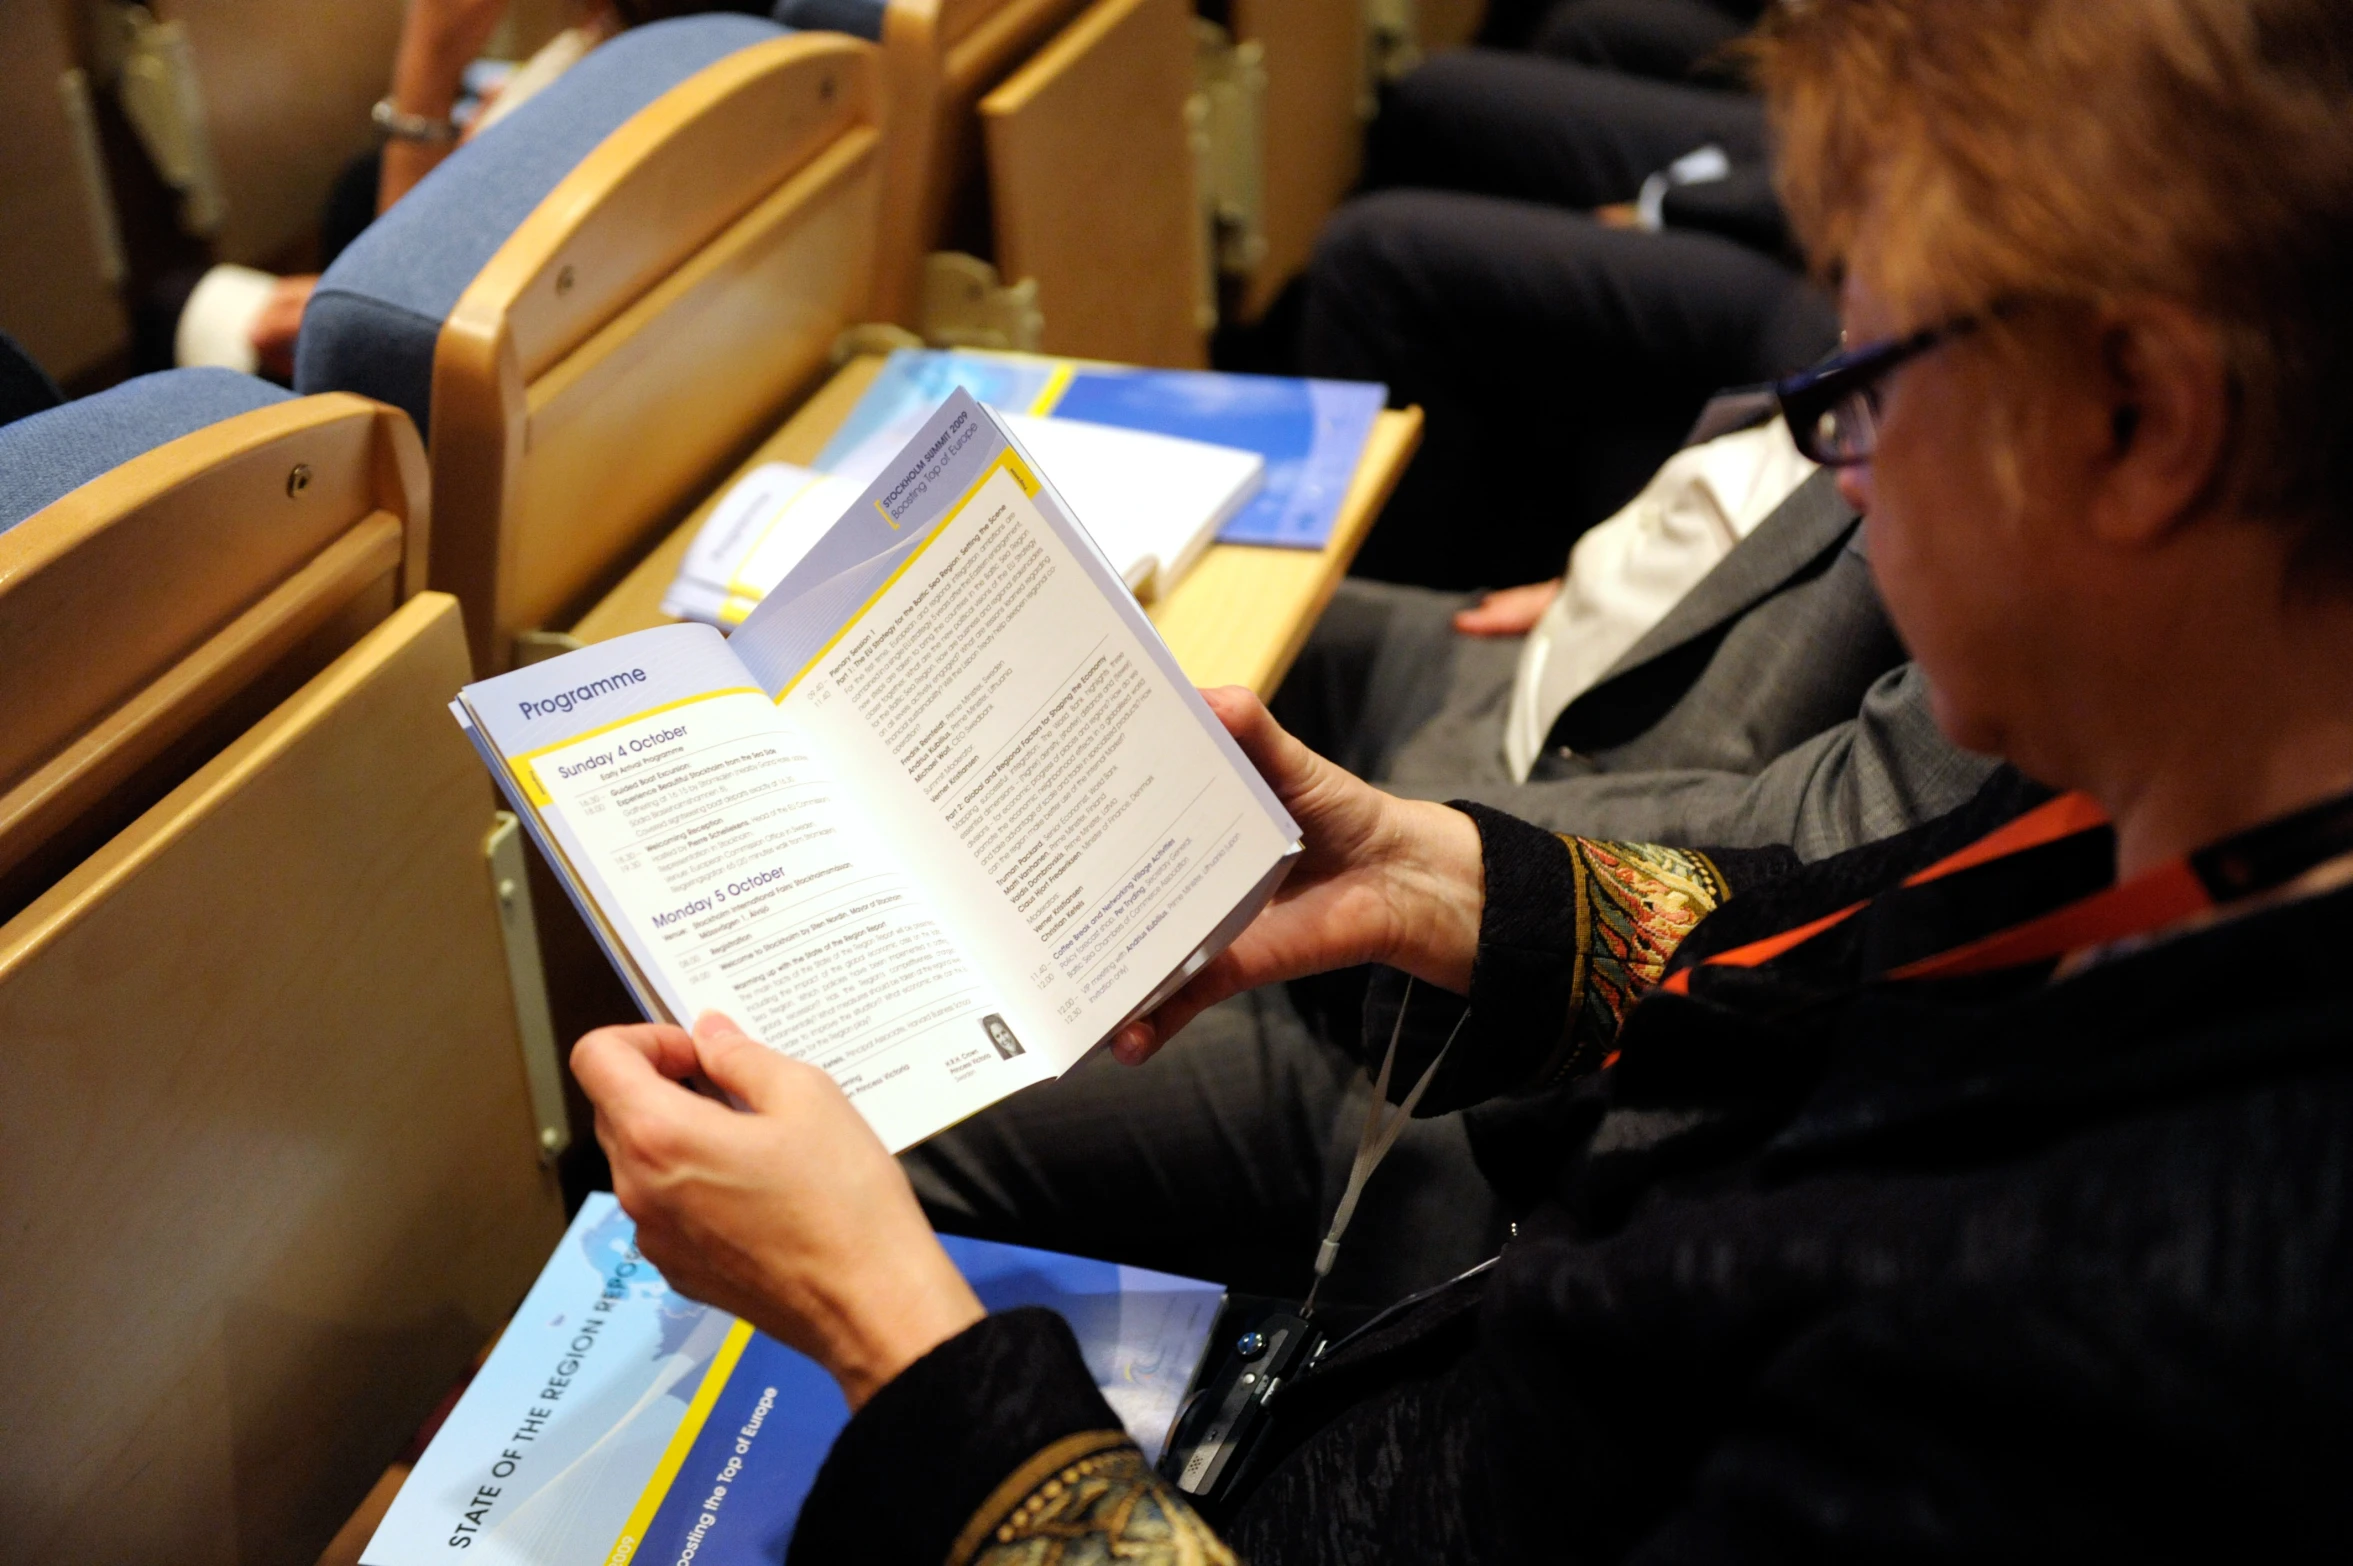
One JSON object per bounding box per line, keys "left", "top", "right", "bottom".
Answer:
{"left": 572, "top": 1012, "right": 984, "bottom": 1409}
{"left": 1111, "top": 688, "right": 1484, "bottom": 1063}
{"left": 247, "top": 274, "right": 316, "bottom": 381}
{"left": 1452, "top": 579, "right": 1561, "bottom": 637}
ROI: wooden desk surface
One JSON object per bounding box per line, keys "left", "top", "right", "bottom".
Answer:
{"left": 568, "top": 356, "right": 1421, "bottom": 697}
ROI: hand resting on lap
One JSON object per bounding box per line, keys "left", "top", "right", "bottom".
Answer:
{"left": 1451, "top": 578, "right": 1561, "bottom": 637}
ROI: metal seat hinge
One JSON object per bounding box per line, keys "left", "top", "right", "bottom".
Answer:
{"left": 1191, "top": 22, "right": 1268, "bottom": 301}
{"left": 919, "top": 252, "right": 1045, "bottom": 353}
{"left": 484, "top": 812, "right": 570, "bottom": 1165}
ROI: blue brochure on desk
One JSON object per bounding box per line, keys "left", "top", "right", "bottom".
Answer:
{"left": 361, "top": 1195, "right": 1225, "bottom": 1566}
{"left": 816, "top": 349, "right": 1386, "bottom": 550}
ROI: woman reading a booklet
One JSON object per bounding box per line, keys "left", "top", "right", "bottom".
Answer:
{"left": 570, "top": 1, "right": 2353, "bottom": 1558}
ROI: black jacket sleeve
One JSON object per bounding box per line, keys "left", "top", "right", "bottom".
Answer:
{"left": 1360, "top": 803, "right": 1792, "bottom": 1118}
{"left": 790, "top": 1307, "right": 1238, "bottom": 1566}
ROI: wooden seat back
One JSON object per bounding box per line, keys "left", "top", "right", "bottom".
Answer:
{"left": 0, "top": 590, "right": 564, "bottom": 1564}
{"left": 1230, "top": 0, "right": 1369, "bottom": 321}
{"left": 869, "top": 0, "right": 1100, "bottom": 322}
{"left": 0, "top": 401, "right": 561, "bottom": 1558}
{"left": 428, "top": 32, "right": 886, "bottom": 672}
{"left": 979, "top": 0, "right": 1210, "bottom": 366}
{"left": 0, "top": 392, "right": 427, "bottom": 917}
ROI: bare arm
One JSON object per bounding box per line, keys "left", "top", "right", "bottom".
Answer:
{"left": 376, "top": 0, "right": 512, "bottom": 212}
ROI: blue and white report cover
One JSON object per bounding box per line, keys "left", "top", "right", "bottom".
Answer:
{"left": 362, "top": 1195, "right": 1224, "bottom": 1565}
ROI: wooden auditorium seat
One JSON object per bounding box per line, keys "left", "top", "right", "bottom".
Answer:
{"left": 774, "top": 0, "right": 1104, "bottom": 324}
{"left": 774, "top": 0, "right": 1214, "bottom": 365}
{"left": 1229, "top": 0, "right": 1372, "bottom": 323}
{"left": 0, "top": 370, "right": 418, "bottom": 908}
{"left": 297, "top": 15, "right": 887, "bottom": 675}
{"left": 978, "top": 0, "right": 1212, "bottom": 366}
{"left": 0, "top": 373, "right": 566, "bottom": 1564}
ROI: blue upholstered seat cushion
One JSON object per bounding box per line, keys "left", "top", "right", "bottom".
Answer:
{"left": 769, "top": 0, "right": 886, "bottom": 40}
{"left": 294, "top": 13, "right": 787, "bottom": 439}
{"left": 0, "top": 368, "right": 292, "bottom": 533}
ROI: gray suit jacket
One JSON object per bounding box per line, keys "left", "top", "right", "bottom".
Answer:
{"left": 1405, "top": 470, "right": 2002, "bottom": 857}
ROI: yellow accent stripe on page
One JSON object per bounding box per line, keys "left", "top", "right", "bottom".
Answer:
{"left": 508, "top": 687, "right": 762, "bottom": 807}
{"left": 1026, "top": 361, "right": 1076, "bottom": 415}
{"left": 601, "top": 1318, "right": 756, "bottom": 1566}
{"left": 773, "top": 445, "right": 1040, "bottom": 703}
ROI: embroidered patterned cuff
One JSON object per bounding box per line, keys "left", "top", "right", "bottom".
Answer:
{"left": 1365, "top": 805, "right": 1732, "bottom": 1116}
{"left": 1563, "top": 835, "right": 1730, "bottom": 1072}
{"left": 951, "top": 1431, "right": 1238, "bottom": 1566}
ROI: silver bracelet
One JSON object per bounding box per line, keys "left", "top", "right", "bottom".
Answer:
{"left": 371, "top": 95, "right": 461, "bottom": 144}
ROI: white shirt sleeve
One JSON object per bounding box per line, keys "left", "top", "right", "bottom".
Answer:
{"left": 1502, "top": 417, "right": 1818, "bottom": 782}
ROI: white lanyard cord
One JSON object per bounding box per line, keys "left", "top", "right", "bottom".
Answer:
{"left": 1301, "top": 976, "right": 1469, "bottom": 1320}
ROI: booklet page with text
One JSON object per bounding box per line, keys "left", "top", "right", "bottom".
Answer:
{"left": 455, "top": 392, "right": 1298, "bottom": 1150}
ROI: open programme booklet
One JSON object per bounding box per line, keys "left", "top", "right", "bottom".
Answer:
{"left": 454, "top": 391, "right": 1301, "bottom": 1151}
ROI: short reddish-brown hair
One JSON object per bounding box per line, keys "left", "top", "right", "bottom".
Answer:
{"left": 1753, "top": 0, "right": 2353, "bottom": 535}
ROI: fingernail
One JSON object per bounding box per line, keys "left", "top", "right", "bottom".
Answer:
{"left": 1113, "top": 1024, "right": 1150, "bottom": 1063}
{"left": 694, "top": 1010, "right": 746, "bottom": 1042}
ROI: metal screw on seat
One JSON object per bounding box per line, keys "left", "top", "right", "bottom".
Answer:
{"left": 286, "top": 463, "right": 311, "bottom": 497}
{"left": 556, "top": 265, "right": 576, "bottom": 296}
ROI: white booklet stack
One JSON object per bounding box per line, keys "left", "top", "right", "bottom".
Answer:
{"left": 661, "top": 413, "right": 1264, "bottom": 626}
{"left": 455, "top": 391, "right": 1300, "bottom": 1151}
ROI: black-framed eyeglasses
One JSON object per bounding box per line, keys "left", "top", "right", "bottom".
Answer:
{"left": 1775, "top": 313, "right": 1980, "bottom": 466}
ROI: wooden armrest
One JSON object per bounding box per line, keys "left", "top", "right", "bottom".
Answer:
{"left": 0, "top": 514, "right": 405, "bottom": 889}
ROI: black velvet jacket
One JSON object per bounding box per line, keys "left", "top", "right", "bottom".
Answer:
{"left": 789, "top": 776, "right": 2353, "bottom": 1563}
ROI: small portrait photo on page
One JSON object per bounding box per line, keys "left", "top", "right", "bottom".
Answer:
{"left": 982, "top": 1013, "right": 1025, "bottom": 1059}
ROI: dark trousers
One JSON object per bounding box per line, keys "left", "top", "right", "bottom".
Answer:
{"left": 1484, "top": 0, "right": 1762, "bottom": 64}
{"left": 1309, "top": 50, "right": 1835, "bottom": 589}
{"left": 901, "top": 988, "right": 1509, "bottom": 1321}
{"left": 1531, "top": 0, "right": 1762, "bottom": 82}
{"left": 1305, "top": 189, "right": 1836, "bottom": 589}
{"left": 1366, "top": 46, "right": 1769, "bottom": 202}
